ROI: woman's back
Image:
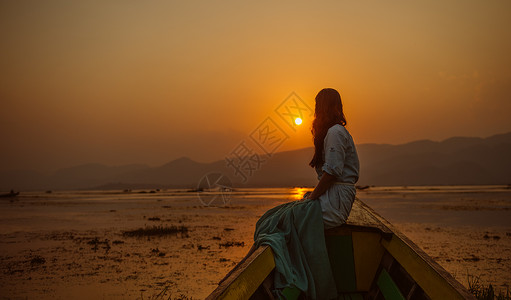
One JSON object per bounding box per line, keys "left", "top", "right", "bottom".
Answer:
{"left": 315, "top": 124, "right": 359, "bottom": 184}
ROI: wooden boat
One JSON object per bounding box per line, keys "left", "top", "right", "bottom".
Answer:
{"left": 207, "top": 199, "right": 476, "bottom": 300}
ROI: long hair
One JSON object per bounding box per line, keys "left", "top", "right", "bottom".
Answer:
{"left": 309, "top": 88, "right": 347, "bottom": 168}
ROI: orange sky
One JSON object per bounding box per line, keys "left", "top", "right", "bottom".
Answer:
{"left": 1, "top": 1, "right": 510, "bottom": 172}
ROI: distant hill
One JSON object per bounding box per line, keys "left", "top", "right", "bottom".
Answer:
{"left": 356, "top": 132, "right": 511, "bottom": 186}
{"left": 1, "top": 132, "right": 510, "bottom": 191}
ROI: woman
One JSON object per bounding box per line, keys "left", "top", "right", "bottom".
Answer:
{"left": 306, "top": 88, "right": 359, "bottom": 229}
{"left": 249, "top": 88, "right": 359, "bottom": 299}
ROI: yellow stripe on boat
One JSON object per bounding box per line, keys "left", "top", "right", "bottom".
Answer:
{"left": 352, "top": 231, "right": 384, "bottom": 291}
{"left": 206, "top": 246, "right": 275, "bottom": 300}
{"left": 381, "top": 234, "right": 472, "bottom": 300}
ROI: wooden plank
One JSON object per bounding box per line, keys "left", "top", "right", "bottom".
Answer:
{"left": 381, "top": 235, "right": 474, "bottom": 300}
{"left": 344, "top": 199, "right": 393, "bottom": 239}
{"left": 325, "top": 235, "right": 357, "bottom": 292}
{"left": 377, "top": 269, "right": 406, "bottom": 300}
{"left": 206, "top": 246, "right": 275, "bottom": 300}
{"left": 352, "top": 231, "right": 384, "bottom": 291}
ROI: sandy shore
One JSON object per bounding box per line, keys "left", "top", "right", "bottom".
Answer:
{"left": 0, "top": 186, "right": 509, "bottom": 299}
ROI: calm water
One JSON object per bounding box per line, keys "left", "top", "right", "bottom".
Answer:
{"left": 1, "top": 185, "right": 509, "bottom": 233}
{"left": 0, "top": 188, "right": 306, "bottom": 234}
{"left": 358, "top": 185, "right": 511, "bottom": 228}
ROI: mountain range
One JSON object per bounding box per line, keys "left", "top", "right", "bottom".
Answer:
{"left": 1, "top": 132, "right": 510, "bottom": 191}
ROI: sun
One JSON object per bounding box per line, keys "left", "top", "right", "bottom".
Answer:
{"left": 294, "top": 117, "right": 302, "bottom": 125}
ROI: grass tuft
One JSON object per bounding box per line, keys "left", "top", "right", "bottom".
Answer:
{"left": 468, "top": 274, "right": 510, "bottom": 300}
{"left": 123, "top": 225, "right": 188, "bottom": 237}
{"left": 139, "top": 285, "right": 194, "bottom": 300}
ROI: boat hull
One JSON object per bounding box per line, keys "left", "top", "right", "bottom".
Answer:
{"left": 207, "top": 199, "right": 475, "bottom": 300}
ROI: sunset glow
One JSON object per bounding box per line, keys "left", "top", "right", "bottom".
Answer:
{"left": 0, "top": 1, "right": 510, "bottom": 172}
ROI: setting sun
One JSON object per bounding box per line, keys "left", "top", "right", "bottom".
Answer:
{"left": 294, "top": 118, "right": 302, "bottom": 125}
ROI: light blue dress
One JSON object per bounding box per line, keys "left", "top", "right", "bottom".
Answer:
{"left": 315, "top": 124, "right": 360, "bottom": 229}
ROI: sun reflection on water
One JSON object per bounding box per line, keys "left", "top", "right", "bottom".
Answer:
{"left": 290, "top": 187, "right": 313, "bottom": 200}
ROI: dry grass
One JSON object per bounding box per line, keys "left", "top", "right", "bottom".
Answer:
{"left": 122, "top": 225, "right": 188, "bottom": 237}
{"left": 468, "top": 274, "right": 510, "bottom": 300}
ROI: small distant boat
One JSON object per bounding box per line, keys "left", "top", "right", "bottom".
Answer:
{"left": 0, "top": 190, "right": 19, "bottom": 198}
{"left": 207, "top": 199, "right": 475, "bottom": 300}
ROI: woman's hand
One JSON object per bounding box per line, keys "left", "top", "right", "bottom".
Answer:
{"left": 307, "top": 172, "right": 336, "bottom": 200}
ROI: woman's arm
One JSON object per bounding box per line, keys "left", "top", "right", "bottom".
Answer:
{"left": 307, "top": 171, "right": 336, "bottom": 200}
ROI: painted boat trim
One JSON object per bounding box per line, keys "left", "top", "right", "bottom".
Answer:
{"left": 206, "top": 246, "right": 275, "bottom": 300}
